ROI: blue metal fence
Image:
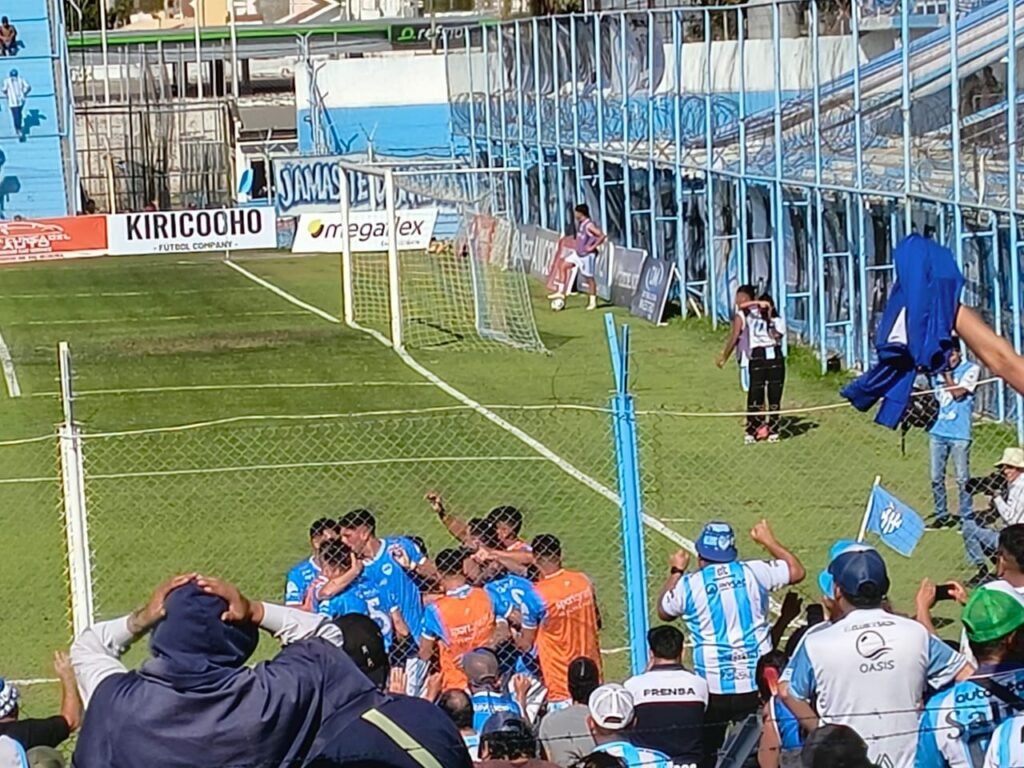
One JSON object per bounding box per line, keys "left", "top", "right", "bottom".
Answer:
{"left": 445, "top": 0, "right": 1024, "bottom": 437}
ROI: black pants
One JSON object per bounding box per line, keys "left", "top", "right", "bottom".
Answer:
{"left": 702, "top": 691, "right": 762, "bottom": 768}
{"left": 746, "top": 353, "right": 786, "bottom": 436}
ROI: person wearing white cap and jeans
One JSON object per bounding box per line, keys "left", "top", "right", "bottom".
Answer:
{"left": 586, "top": 685, "right": 674, "bottom": 768}
{"left": 658, "top": 519, "right": 804, "bottom": 767}
{"left": 961, "top": 447, "right": 1024, "bottom": 586}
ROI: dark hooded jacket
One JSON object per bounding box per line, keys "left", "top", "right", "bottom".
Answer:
{"left": 72, "top": 583, "right": 386, "bottom": 768}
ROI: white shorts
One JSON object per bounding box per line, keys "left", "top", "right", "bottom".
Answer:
{"left": 565, "top": 252, "right": 595, "bottom": 278}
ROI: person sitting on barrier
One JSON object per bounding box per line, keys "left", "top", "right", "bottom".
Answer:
{"left": 0, "top": 19, "right": 17, "bottom": 57}
{"left": 0, "top": 653, "right": 80, "bottom": 751}
{"left": 960, "top": 448, "right": 1024, "bottom": 587}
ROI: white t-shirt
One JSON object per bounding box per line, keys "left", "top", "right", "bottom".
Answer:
{"left": 661, "top": 560, "right": 791, "bottom": 694}
{"left": 786, "top": 608, "right": 968, "bottom": 768}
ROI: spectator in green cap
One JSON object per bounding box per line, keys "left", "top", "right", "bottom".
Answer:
{"left": 916, "top": 587, "right": 1024, "bottom": 768}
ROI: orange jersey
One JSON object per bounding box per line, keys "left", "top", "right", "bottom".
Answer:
{"left": 527, "top": 569, "right": 601, "bottom": 701}
{"left": 422, "top": 585, "right": 497, "bottom": 691}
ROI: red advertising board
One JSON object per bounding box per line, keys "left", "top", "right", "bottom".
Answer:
{"left": 545, "top": 235, "right": 577, "bottom": 294}
{"left": 0, "top": 216, "right": 108, "bottom": 264}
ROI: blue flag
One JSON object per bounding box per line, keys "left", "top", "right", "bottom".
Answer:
{"left": 865, "top": 484, "right": 926, "bottom": 557}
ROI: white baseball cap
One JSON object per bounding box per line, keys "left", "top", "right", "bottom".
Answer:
{"left": 997, "top": 447, "right": 1024, "bottom": 470}
{"left": 588, "top": 683, "right": 635, "bottom": 731}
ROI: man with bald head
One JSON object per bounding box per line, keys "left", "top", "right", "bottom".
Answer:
{"left": 464, "top": 649, "right": 526, "bottom": 730}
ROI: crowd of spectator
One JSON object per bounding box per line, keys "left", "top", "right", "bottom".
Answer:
{"left": 10, "top": 496, "right": 1024, "bottom": 767}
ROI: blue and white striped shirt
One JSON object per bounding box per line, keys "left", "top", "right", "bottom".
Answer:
{"left": 592, "top": 740, "right": 674, "bottom": 768}
{"left": 2, "top": 76, "right": 29, "bottom": 108}
{"left": 917, "top": 666, "right": 1024, "bottom": 768}
{"left": 983, "top": 715, "right": 1024, "bottom": 768}
{"left": 661, "top": 560, "right": 791, "bottom": 694}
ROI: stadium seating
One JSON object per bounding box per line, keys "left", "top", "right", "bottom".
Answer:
{"left": 0, "top": 1, "right": 69, "bottom": 219}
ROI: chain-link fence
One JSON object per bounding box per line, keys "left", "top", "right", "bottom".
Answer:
{"left": 0, "top": 434, "right": 70, "bottom": 681}
{"left": 638, "top": 378, "right": 1017, "bottom": 616}
{"left": 76, "top": 405, "right": 637, "bottom": 673}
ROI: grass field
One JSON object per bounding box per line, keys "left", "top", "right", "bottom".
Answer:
{"left": 0, "top": 249, "right": 1010, "bottom": 719}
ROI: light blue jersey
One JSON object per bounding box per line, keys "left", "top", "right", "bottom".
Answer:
{"left": 313, "top": 583, "right": 370, "bottom": 620}
{"left": 983, "top": 715, "right": 1024, "bottom": 768}
{"left": 593, "top": 740, "right": 673, "bottom": 768}
{"left": 485, "top": 573, "right": 543, "bottom": 676}
{"left": 930, "top": 361, "right": 980, "bottom": 442}
{"left": 916, "top": 666, "right": 1024, "bottom": 768}
{"left": 470, "top": 690, "right": 522, "bottom": 732}
{"left": 284, "top": 557, "right": 320, "bottom": 606}
{"left": 360, "top": 536, "right": 426, "bottom": 641}
{"left": 660, "top": 559, "right": 791, "bottom": 694}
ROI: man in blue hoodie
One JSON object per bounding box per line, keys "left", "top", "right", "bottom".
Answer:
{"left": 70, "top": 575, "right": 387, "bottom": 768}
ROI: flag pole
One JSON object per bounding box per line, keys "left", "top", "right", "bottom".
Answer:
{"left": 857, "top": 475, "right": 882, "bottom": 542}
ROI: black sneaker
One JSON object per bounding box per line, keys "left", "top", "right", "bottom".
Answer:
{"left": 927, "top": 517, "right": 958, "bottom": 530}
{"left": 965, "top": 567, "right": 992, "bottom": 588}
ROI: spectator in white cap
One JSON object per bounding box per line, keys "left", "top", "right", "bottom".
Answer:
{"left": 0, "top": 653, "right": 80, "bottom": 751}
{"left": 961, "top": 447, "right": 1024, "bottom": 586}
{"left": 658, "top": 519, "right": 804, "bottom": 766}
{"left": 586, "top": 685, "right": 672, "bottom": 768}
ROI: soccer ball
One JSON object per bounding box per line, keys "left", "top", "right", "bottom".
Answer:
{"left": 550, "top": 297, "right": 565, "bottom": 311}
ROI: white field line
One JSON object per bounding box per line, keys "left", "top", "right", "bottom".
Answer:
{"left": 31, "top": 381, "right": 433, "bottom": 398}
{"left": 13, "top": 310, "right": 306, "bottom": 326}
{"left": 222, "top": 260, "right": 698, "bottom": 557}
{"left": 0, "top": 288, "right": 264, "bottom": 299}
{"left": 11, "top": 678, "right": 57, "bottom": 686}
{"left": 0, "top": 326, "right": 21, "bottom": 398}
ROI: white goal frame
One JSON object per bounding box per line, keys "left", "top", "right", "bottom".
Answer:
{"left": 336, "top": 159, "right": 521, "bottom": 351}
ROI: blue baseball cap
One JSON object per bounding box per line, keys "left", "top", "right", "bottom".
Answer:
{"left": 818, "top": 540, "right": 877, "bottom": 597}
{"left": 696, "top": 522, "right": 738, "bottom": 563}
{"left": 829, "top": 549, "right": 890, "bottom": 600}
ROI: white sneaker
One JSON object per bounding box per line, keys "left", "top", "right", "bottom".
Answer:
{"left": 586, "top": 297, "right": 597, "bottom": 311}
{"left": 744, "top": 435, "right": 756, "bottom": 445}
{"left": 767, "top": 433, "right": 780, "bottom": 443}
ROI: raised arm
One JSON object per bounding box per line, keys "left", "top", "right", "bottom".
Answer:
{"left": 53, "top": 651, "right": 82, "bottom": 732}
{"left": 657, "top": 550, "right": 690, "bottom": 622}
{"left": 750, "top": 520, "right": 806, "bottom": 584}
{"left": 71, "top": 573, "right": 195, "bottom": 706}
{"left": 955, "top": 306, "right": 1024, "bottom": 394}
{"left": 427, "top": 492, "right": 472, "bottom": 545}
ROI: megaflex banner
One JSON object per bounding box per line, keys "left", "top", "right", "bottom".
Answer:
{"left": 291, "top": 209, "right": 438, "bottom": 253}
{"left": 107, "top": 207, "right": 277, "bottom": 255}
{"left": 0, "top": 215, "right": 108, "bottom": 264}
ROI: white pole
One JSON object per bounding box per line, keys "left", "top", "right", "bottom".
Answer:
{"left": 99, "top": 0, "right": 112, "bottom": 153}
{"left": 857, "top": 475, "right": 882, "bottom": 542}
{"left": 384, "top": 168, "right": 403, "bottom": 350}
{"left": 228, "top": 0, "right": 239, "bottom": 99}
{"left": 339, "top": 166, "right": 354, "bottom": 326}
{"left": 57, "top": 343, "right": 95, "bottom": 636}
{"left": 194, "top": 0, "right": 204, "bottom": 100}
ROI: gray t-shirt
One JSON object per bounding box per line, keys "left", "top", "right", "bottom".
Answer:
{"left": 538, "top": 704, "right": 596, "bottom": 767}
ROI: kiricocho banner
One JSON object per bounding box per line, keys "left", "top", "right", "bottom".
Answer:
{"left": 107, "top": 208, "right": 277, "bottom": 255}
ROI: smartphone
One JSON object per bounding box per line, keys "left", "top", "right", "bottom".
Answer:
{"left": 935, "top": 584, "right": 955, "bottom": 601}
{"left": 806, "top": 604, "right": 825, "bottom": 626}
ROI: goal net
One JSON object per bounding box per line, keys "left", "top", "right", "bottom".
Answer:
{"left": 338, "top": 159, "right": 546, "bottom": 353}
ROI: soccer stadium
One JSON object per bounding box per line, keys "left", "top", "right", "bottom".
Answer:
{"left": 1, "top": 0, "right": 1024, "bottom": 765}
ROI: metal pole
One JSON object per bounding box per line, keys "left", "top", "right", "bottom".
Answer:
{"left": 900, "top": 0, "right": 911, "bottom": 231}
{"left": 339, "top": 167, "right": 354, "bottom": 326}
{"left": 195, "top": 0, "right": 204, "bottom": 100}
{"left": 384, "top": 168, "right": 404, "bottom": 349}
{"left": 1008, "top": 0, "right": 1024, "bottom": 441}
{"left": 228, "top": 0, "right": 239, "bottom": 99}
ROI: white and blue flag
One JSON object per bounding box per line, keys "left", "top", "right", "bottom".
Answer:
{"left": 866, "top": 483, "right": 925, "bottom": 557}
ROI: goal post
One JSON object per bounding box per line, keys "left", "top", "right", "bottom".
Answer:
{"left": 336, "top": 158, "right": 546, "bottom": 353}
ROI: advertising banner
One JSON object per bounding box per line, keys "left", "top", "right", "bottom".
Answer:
{"left": 514, "top": 224, "right": 558, "bottom": 280}
{"left": 272, "top": 155, "right": 344, "bottom": 216}
{"left": 107, "top": 208, "right": 277, "bottom": 255}
{"left": 291, "top": 209, "right": 438, "bottom": 253}
{"left": 0, "top": 216, "right": 108, "bottom": 264}
{"left": 630, "top": 257, "right": 674, "bottom": 325}
{"left": 610, "top": 244, "right": 648, "bottom": 309}
{"left": 594, "top": 244, "right": 612, "bottom": 301}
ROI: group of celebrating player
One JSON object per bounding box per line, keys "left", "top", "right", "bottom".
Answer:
{"left": 283, "top": 495, "right": 602, "bottom": 710}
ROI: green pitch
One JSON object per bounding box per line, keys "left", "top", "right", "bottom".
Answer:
{"left": 0, "top": 251, "right": 1008, "bottom": 718}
